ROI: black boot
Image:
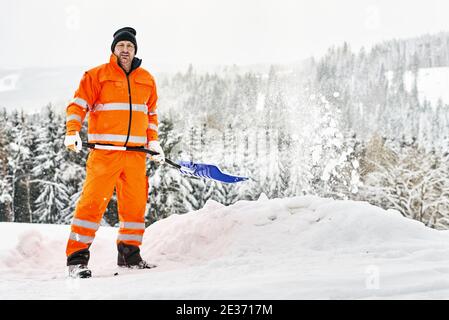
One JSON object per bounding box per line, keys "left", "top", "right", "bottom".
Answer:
{"left": 67, "top": 249, "right": 92, "bottom": 278}
{"left": 117, "top": 243, "right": 156, "bottom": 269}
{"left": 67, "top": 248, "right": 90, "bottom": 266}
{"left": 68, "top": 264, "right": 92, "bottom": 278}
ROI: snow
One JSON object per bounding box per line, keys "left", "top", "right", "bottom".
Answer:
{"left": 0, "top": 67, "right": 84, "bottom": 113}
{"left": 1, "top": 196, "right": 449, "bottom": 299}
{"left": 405, "top": 67, "right": 449, "bottom": 106}
{"left": 0, "top": 73, "right": 20, "bottom": 92}
{"left": 387, "top": 66, "right": 449, "bottom": 106}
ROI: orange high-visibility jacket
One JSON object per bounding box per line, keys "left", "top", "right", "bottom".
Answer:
{"left": 66, "top": 54, "right": 158, "bottom": 146}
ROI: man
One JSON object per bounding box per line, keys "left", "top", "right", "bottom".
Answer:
{"left": 63, "top": 27, "right": 165, "bottom": 278}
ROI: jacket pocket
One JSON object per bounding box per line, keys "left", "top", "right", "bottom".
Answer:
{"left": 133, "top": 74, "right": 153, "bottom": 105}
{"left": 97, "top": 73, "right": 126, "bottom": 105}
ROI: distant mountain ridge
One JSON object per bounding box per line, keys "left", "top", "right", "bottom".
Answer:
{"left": 0, "top": 66, "right": 85, "bottom": 114}
{"left": 2, "top": 31, "right": 449, "bottom": 113}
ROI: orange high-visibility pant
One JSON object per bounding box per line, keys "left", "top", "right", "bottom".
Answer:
{"left": 66, "top": 149, "right": 148, "bottom": 258}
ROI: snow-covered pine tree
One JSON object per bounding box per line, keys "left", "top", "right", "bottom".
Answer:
{"left": 308, "top": 94, "right": 347, "bottom": 198}
{"left": 185, "top": 120, "right": 216, "bottom": 209}
{"left": 146, "top": 116, "right": 190, "bottom": 224}
{"left": 8, "top": 110, "right": 33, "bottom": 222}
{"left": 25, "top": 113, "right": 43, "bottom": 222}
{"left": 275, "top": 130, "right": 291, "bottom": 198}
{"left": 260, "top": 66, "right": 277, "bottom": 198}
{"left": 283, "top": 90, "right": 315, "bottom": 197}
{"left": 213, "top": 122, "right": 240, "bottom": 205}
{"left": 431, "top": 99, "right": 445, "bottom": 151}
{"left": 265, "top": 88, "right": 290, "bottom": 199}
{"left": 0, "top": 109, "right": 13, "bottom": 222}
{"left": 31, "top": 104, "right": 70, "bottom": 224}
{"left": 236, "top": 126, "right": 260, "bottom": 201}
{"left": 325, "top": 132, "right": 363, "bottom": 200}
{"left": 238, "top": 72, "right": 262, "bottom": 200}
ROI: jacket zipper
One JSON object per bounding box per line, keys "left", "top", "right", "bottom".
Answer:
{"left": 123, "top": 74, "right": 132, "bottom": 147}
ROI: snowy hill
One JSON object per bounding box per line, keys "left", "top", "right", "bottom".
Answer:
{"left": 0, "top": 67, "right": 84, "bottom": 113}
{"left": 1, "top": 196, "right": 449, "bottom": 300}
{"left": 386, "top": 66, "right": 449, "bottom": 106}
{"left": 3, "top": 62, "right": 449, "bottom": 114}
{"left": 0, "top": 62, "right": 280, "bottom": 113}
{"left": 407, "top": 66, "right": 449, "bottom": 106}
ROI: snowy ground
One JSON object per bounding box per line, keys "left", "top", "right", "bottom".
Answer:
{"left": 1, "top": 195, "right": 449, "bottom": 300}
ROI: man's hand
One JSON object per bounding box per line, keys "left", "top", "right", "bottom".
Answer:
{"left": 147, "top": 140, "right": 165, "bottom": 164}
{"left": 64, "top": 131, "right": 82, "bottom": 153}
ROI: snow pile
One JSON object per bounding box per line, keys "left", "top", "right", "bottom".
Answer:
{"left": 1, "top": 196, "right": 449, "bottom": 299}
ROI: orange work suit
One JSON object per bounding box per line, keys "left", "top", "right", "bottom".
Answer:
{"left": 65, "top": 54, "right": 158, "bottom": 261}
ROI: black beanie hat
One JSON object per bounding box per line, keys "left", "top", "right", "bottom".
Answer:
{"left": 111, "top": 27, "right": 137, "bottom": 53}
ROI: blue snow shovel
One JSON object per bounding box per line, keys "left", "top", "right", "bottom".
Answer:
{"left": 82, "top": 142, "right": 249, "bottom": 184}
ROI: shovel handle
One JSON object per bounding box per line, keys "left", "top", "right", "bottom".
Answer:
{"left": 82, "top": 142, "right": 181, "bottom": 169}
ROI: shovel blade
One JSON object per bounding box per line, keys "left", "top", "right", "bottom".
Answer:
{"left": 178, "top": 161, "right": 249, "bottom": 184}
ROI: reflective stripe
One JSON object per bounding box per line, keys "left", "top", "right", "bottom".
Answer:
{"left": 88, "top": 134, "right": 147, "bottom": 144}
{"left": 66, "top": 114, "right": 82, "bottom": 123}
{"left": 91, "top": 144, "right": 127, "bottom": 151}
{"left": 148, "top": 112, "right": 157, "bottom": 116}
{"left": 94, "top": 103, "right": 147, "bottom": 113}
{"left": 69, "top": 232, "right": 94, "bottom": 244}
{"left": 119, "top": 222, "right": 145, "bottom": 230}
{"left": 117, "top": 234, "right": 143, "bottom": 242}
{"left": 71, "top": 97, "right": 90, "bottom": 110}
{"left": 148, "top": 123, "right": 158, "bottom": 132}
{"left": 72, "top": 218, "right": 100, "bottom": 231}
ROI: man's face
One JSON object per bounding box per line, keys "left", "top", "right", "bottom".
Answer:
{"left": 114, "top": 40, "right": 135, "bottom": 67}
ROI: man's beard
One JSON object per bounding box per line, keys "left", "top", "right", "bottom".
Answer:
{"left": 119, "top": 55, "right": 132, "bottom": 70}
{"left": 120, "top": 55, "right": 130, "bottom": 63}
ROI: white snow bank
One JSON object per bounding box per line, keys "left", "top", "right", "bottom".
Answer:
{"left": 1, "top": 196, "right": 449, "bottom": 300}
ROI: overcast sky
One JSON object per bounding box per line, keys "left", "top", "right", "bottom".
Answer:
{"left": 2, "top": 0, "right": 449, "bottom": 71}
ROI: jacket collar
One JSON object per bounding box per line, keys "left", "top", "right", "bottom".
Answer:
{"left": 109, "top": 53, "right": 142, "bottom": 75}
